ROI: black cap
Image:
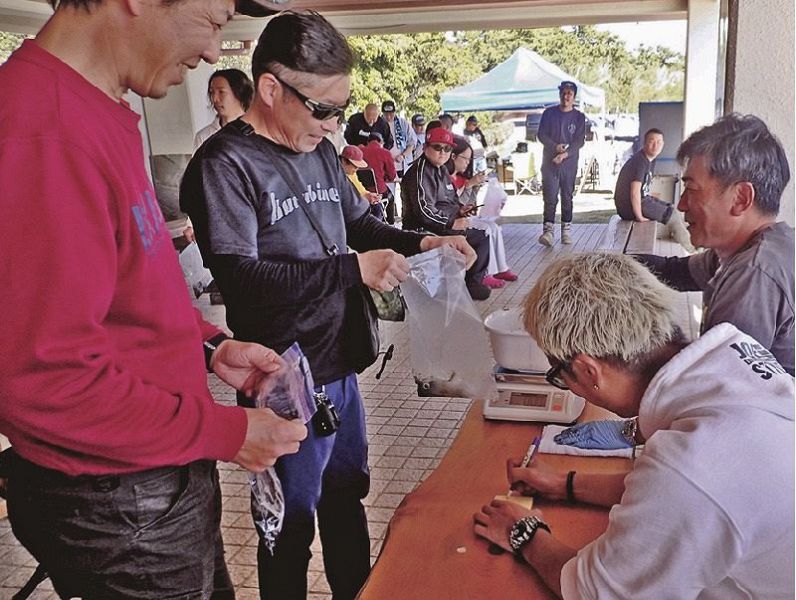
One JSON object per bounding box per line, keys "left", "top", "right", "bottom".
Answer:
{"left": 368, "top": 131, "right": 384, "bottom": 143}
{"left": 234, "top": 0, "right": 285, "bottom": 17}
{"left": 466, "top": 115, "right": 478, "bottom": 124}
{"left": 558, "top": 80, "right": 578, "bottom": 94}
{"left": 381, "top": 100, "right": 396, "bottom": 113}
{"left": 411, "top": 114, "right": 425, "bottom": 125}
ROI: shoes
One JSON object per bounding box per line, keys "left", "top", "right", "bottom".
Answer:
{"left": 538, "top": 222, "right": 554, "bottom": 247}
{"left": 466, "top": 281, "right": 491, "bottom": 301}
{"left": 495, "top": 270, "right": 518, "bottom": 281}
{"left": 482, "top": 275, "right": 506, "bottom": 289}
{"left": 561, "top": 222, "right": 572, "bottom": 245}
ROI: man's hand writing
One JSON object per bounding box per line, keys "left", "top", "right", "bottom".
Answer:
{"left": 506, "top": 457, "right": 567, "bottom": 501}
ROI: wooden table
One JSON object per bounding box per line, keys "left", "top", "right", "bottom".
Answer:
{"left": 358, "top": 402, "right": 631, "bottom": 599}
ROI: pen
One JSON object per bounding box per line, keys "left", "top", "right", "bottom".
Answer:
{"left": 507, "top": 435, "right": 541, "bottom": 496}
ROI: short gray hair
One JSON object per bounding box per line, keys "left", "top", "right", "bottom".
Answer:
{"left": 523, "top": 253, "right": 680, "bottom": 368}
{"left": 677, "top": 113, "right": 790, "bottom": 216}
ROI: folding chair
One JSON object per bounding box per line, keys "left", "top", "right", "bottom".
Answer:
{"left": 511, "top": 151, "right": 541, "bottom": 195}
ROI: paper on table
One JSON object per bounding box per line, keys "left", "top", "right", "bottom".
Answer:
{"left": 493, "top": 494, "right": 534, "bottom": 510}
{"left": 539, "top": 424, "right": 635, "bottom": 458}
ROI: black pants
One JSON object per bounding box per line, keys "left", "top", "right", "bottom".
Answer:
{"left": 382, "top": 188, "right": 396, "bottom": 225}
{"left": 464, "top": 228, "right": 490, "bottom": 285}
{"left": 616, "top": 195, "right": 673, "bottom": 224}
{"left": 541, "top": 162, "right": 577, "bottom": 223}
{"left": 7, "top": 453, "right": 232, "bottom": 599}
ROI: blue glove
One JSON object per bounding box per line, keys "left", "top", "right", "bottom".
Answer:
{"left": 554, "top": 420, "right": 634, "bottom": 450}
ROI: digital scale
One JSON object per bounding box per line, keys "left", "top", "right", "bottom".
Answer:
{"left": 483, "top": 369, "right": 585, "bottom": 424}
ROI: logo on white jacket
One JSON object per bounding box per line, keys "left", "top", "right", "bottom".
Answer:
{"left": 729, "top": 341, "right": 787, "bottom": 380}
{"left": 268, "top": 183, "right": 341, "bottom": 225}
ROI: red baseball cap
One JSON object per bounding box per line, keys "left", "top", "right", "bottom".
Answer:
{"left": 425, "top": 128, "right": 454, "bottom": 146}
{"left": 341, "top": 145, "right": 368, "bottom": 168}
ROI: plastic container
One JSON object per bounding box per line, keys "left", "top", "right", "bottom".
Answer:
{"left": 484, "top": 307, "right": 549, "bottom": 372}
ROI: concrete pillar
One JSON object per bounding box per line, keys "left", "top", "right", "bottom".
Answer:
{"left": 683, "top": 0, "right": 721, "bottom": 136}
{"left": 726, "top": 0, "right": 795, "bottom": 226}
{"left": 138, "top": 65, "right": 216, "bottom": 222}
{"left": 141, "top": 63, "right": 214, "bottom": 156}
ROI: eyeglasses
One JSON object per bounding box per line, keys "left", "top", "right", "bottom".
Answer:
{"left": 544, "top": 358, "right": 570, "bottom": 390}
{"left": 429, "top": 144, "right": 453, "bottom": 153}
{"left": 271, "top": 72, "right": 350, "bottom": 121}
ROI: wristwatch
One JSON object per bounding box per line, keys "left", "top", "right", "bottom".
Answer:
{"left": 203, "top": 333, "right": 230, "bottom": 372}
{"left": 509, "top": 515, "right": 551, "bottom": 555}
{"left": 622, "top": 417, "right": 638, "bottom": 446}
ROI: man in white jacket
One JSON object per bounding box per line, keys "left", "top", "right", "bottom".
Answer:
{"left": 473, "top": 252, "right": 794, "bottom": 599}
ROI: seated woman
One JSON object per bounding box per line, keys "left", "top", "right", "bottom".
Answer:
{"left": 473, "top": 252, "right": 793, "bottom": 599}
{"left": 449, "top": 136, "right": 517, "bottom": 288}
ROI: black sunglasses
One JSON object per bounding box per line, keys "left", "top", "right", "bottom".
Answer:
{"left": 271, "top": 73, "right": 350, "bottom": 121}
{"left": 429, "top": 143, "right": 453, "bottom": 153}
{"left": 545, "top": 358, "right": 570, "bottom": 390}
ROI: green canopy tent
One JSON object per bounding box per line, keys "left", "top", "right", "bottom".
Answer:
{"left": 440, "top": 47, "right": 605, "bottom": 111}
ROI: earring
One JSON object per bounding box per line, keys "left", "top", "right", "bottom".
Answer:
{"left": 593, "top": 384, "right": 599, "bottom": 390}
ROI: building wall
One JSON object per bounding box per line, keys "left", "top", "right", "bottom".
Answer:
{"left": 731, "top": 0, "right": 795, "bottom": 225}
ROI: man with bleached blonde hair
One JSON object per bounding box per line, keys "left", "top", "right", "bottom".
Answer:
{"left": 473, "top": 252, "right": 793, "bottom": 600}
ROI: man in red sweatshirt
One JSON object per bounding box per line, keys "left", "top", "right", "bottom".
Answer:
{"left": 361, "top": 131, "right": 398, "bottom": 223}
{"left": 0, "top": 0, "right": 306, "bottom": 596}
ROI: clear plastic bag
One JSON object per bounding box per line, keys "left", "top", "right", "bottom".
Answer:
{"left": 402, "top": 246, "right": 498, "bottom": 400}
{"left": 178, "top": 242, "right": 213, "bottom": 297}
{"left": 248, "top": 342, "right": 316, "bottom": 554}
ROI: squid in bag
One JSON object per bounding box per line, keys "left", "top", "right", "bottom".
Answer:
{"left": 247, "top": 342, "right": 316, "bottom": 554}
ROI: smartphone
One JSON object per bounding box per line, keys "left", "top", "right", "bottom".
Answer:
{"left": 356, "top": 168, "right": 377, "bottom": 191}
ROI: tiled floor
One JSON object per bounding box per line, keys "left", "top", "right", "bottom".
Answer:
{"left": 0, "top": 223, "right": 697, "bottom": 599}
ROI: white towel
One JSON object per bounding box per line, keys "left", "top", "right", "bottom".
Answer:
{"left": 539, "top": 424, "right": 635, "bottom": 458}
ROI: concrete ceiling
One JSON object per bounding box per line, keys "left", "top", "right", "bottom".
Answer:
{"left": 0, "top": 0, "right": 686, "bottom": 38}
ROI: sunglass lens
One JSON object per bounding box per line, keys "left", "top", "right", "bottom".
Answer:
{"left": 313, "top": 107, "right": 343, "bottom": 121}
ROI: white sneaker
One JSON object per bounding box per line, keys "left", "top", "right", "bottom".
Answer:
{"left": 538, "top": 223, "right": 555, "bottom": 247}
{"left": 561, "top": 223, "right": 572, "bottom": 245}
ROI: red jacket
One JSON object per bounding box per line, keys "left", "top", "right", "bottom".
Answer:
{"left": 361, "top": 141, "right": 397, "bottom": 193}
{"left": 0, "top": 42, "right": 247, "bottom": 475}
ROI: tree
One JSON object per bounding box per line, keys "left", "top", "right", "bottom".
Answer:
{"left": 349, "top": 26, "right": 684, "bottom": 117}
{"left": 1, "top": 32, "right": 29, "bottom": 65}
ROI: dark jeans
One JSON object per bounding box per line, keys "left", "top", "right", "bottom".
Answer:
{"left": 464, "top": 228, "right": 490, "bottom": 286}
{"left": 7, "top": 454, "right": 232, "bottom": 599}
{"left": 240, "top": 374, "right": 371, "bottom": 600}
{"left": 616, "top": 195, "right": 673, "bottom": 224}
{"left": 541, "top": 162, "right": 577, "bottom": 223}
{"left": 368, "top": 201, "right": 385, "bottom": 222}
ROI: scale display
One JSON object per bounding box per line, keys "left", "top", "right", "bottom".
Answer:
{"left": 506, "top": 391, "right": 548, "bottom": 408}
{"left": 484, "top": 380, "right": 585, "bottom": 423}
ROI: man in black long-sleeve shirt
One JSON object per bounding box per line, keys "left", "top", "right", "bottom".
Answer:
{"left": 401, "top": 127, "right": 491, "bottom": 300}
{"left": 180, "top": 13, "right": 474, "bottom": 600}
{"left": 537, "top": 81, "right": 586, "bottom": 246}
{"left": 344, "top": 103, "right": 394, "bottom": 149}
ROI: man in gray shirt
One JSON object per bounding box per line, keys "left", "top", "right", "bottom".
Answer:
{"left": 638, "top": 113, "right": 793, "bottom": 375}
{"left": 556, "top": 113, "right": 793, "bottom": 452}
